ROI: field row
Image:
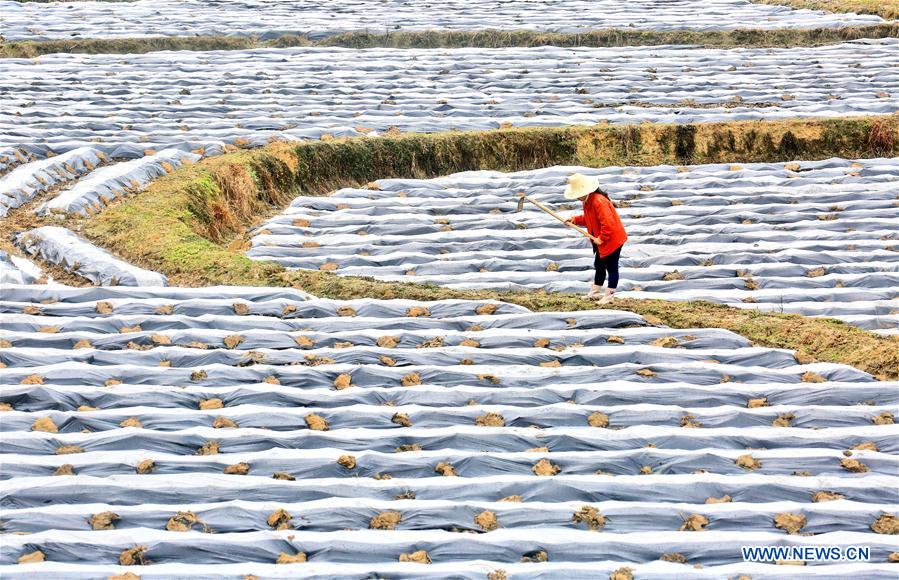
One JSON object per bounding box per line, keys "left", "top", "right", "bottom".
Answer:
{"left": 249, "top": 157, "right": 899, "bottom": 334}
{"left": 1, "top": 40, "right": 896, "bottom": 157}
{"left": 0, "top": 0, "right": 885, "bottom": 42}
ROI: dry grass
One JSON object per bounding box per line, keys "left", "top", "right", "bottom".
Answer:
{"left": 754, "top": 0, "right": 899, "bottom": 20}
{"left": 2, "top": 23, "right": 897, "bottom": 58}
{"left": 77, "top": 116, "right": 899, "bottom": 380}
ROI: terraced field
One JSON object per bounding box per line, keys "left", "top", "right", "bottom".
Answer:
{"left": 249, "top": 157, "right": 899, "bottom": 334}
{"left": 1, "top": 0, "right": 898, "bottom": 577}
{"left": 1, "top": 285, "right": 897, "bottom": 577}
{"left": 1, "top": 40, "right": 896, "bottom": 159}
{"left": 0, "top": 0, "right": 886, "bottom": 41}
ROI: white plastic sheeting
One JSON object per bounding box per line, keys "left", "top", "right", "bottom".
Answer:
{"left": 0, "top": 147, "right": 105, "bottom": 217}
{"left": 14, "top": 226, "right": 168, "bottom": 286}
{"left": 249, "top": 157, "right": 899, "bottom": 333}
{"left": 36, "top": 148, "right": 201, "bottom": 216}
{"left": 1, "top": 40, "right": 896, "bottom": 155}
{"left": 0, "top": 0, "right": 884, "bottom": 41}
{"left": 0, "top": 284, "right": 896, "bottom": 575}
{"left": 0, "top": 250, "right": 41, "bottom": 285}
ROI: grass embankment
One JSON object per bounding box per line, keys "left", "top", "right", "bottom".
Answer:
{"left": 2, "top": 23, "right": 897, "bottom": 58}
{"left": 755, "top": 0, "right": 899, "bottom": 20}
{"left": 82, "top": 115, "right": 899, "bottom": 379}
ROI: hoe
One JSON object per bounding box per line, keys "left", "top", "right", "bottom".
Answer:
{"left": 515, "top": 191, "right": 600, "bottom": 245}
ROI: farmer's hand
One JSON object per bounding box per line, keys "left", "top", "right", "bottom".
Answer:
{"left": 563, "top": 219, "right": 573, "bottom": 225}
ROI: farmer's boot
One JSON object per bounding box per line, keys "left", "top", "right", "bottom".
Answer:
{"left": 585, "top": 284, "right": 603, "bottom": 300}
{"left": 597, "top": 288, "right": 616, "bottom": 304}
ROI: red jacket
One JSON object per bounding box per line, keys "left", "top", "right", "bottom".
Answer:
{"left": 570, "top": 193, "right": 627, "bottom": 257}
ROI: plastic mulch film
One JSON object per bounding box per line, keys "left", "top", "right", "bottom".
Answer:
{"left": 0, "top": 251, "right": 41, "bottom": 285}
{"left": 14, "top": 227, "right": 169, "bottom": 287}
{"left": 0, "top": 0, "right": 884, "bottom": 41}
{"left": 0, "top": 147, "right": 105, "bottom": 217}
{"left": 1, "top": 286, "right": 896, "bottom": 575}
{"left": 249, "top": 157, "right": 899, "bottom": 333}
{"left": 1, "top": 41, "right": 896, "bottom": 154}
{"left": 36, "top": 149, "right": 202, "bottom": 216}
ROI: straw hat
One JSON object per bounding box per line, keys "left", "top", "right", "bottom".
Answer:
{"left": 563, "top": 173, "right": 600, "bottom": 200}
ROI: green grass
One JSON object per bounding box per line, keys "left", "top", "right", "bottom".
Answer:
{"left": 2, "top": 23, "right": 897, "bottom": 58}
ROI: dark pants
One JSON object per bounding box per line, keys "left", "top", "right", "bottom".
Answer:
{"left": 592, "top": 244, "right": 622, "bottom": 288}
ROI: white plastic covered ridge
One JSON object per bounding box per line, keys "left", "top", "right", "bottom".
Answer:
{"left": 0, "top": 285, "right": 896, "bottom": 575}
{"left": 0, "top": 250, "right": 42, "bottom": 285}
{"left": 37, "top": 149, "right": 201, "bottom": 216}
{"left": 249, "top": 157, "right": 899, "bottom": 333}
{"left": 1, "top": 40, "right": 896, "bottom": 154}
{"left": 0, "top": 147, "right": 106, "bottom": 217}
{"left": 14, "top": 227, "right": 168, "bottom": 287}
{"left": 0, "top": 0, "right": 884, "bottom": 41}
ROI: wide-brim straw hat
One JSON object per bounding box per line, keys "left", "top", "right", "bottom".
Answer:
{"left": 563, "top": 173, "right": 600, "bottom": 199}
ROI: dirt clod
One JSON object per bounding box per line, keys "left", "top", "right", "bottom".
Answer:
{"left": 705, "top": 495, "right": 732, "bottom": 504}
{"left": 475, "top": 304, "right": 498, "bottom": 315}
{"left": 609, "top": 566, "right": 633, "bottom": 580}
{"left": 391, "top": 413, "right": 412, "bottom": 427}
{"left": 31, "top": 416, "right": 58, "bottom": 432}
{"left": 399, "top": 550, "right": 432, "bottom": 564}
{"left": 873, "top": 412, "right": 894, "bottom": 425}
{"left": 54, "top": 464, "right": 75, "bottom": 476}
{"left": 166, "top": 511, "right": 206, "bottom": 532}
{"left": 336, "top": 306, "right": 357, "bottom": 317}
{"left": 197, "top": 441, "right": 220, "bottom": 455}
{"left": 89, "top": 511, "right": 121, "bottom": 530}
{"left": 521, "top": 550, "right": 548, "bottom": 563}
{"left": 772, "top": 413, "right": 795, "bottom": 427}
{"left": 587, "top": 411, "right": 609, "bottom": 427}
{"left": 370, "top": 511, "right": 402, "bottom": 530}
{"left": 305, "top": 413, "right": 329, "bottom": 431}
{"left": 606, "top": 335, "right": 625, "bottom": 344}
{"left": 853, "top": 441, "right": 879, "bottom": 452}
{"left": 435, "top": 461, "right": 457, "bottom": 476}
{"left": 56, "top": 445, "right": 84, "bottom": 455}
{"left": 120, "top": 417, "right": 143, "bottom": 428}
{"left": 774, "top": 512, "right": 806, "bottom": 534}
{"left": 636, "top": 368, "right": 656, "bottom": 377}
{"left": 476, "top": 412, "right": 505, "bottom": 427}
{"left": 680, "top": 514, "right": 709, "bottom": 531}
{"left": 224, "top": 462, "right": 250, "bottom": 475}
{"left": 872, "top": 514, "right": 899, "bottom": 534}
{"left": 337, "top": 455, "right": 356, "bottom": 469}
{"left": 812, "top": 491, "right": 845, "bottom": 502}
{"left": 276, "top": 552, "right": 307, "bottom": 564}
{"left": 801, "top": 371, "right": 826, "bottom": 383}
{"left": 377, "top": 335, "right": 399, "bottom": 348}
{"left": 17, "top": 550, "right": 45, "bottom": 564}
{"left": 406, "top": 306, "right": 431, "bottom": 317}
{"left": 572, "top": 506, "right": 605, "bottom": 531}
{"left": 272, "top": 472, "right": 295, "bottom": 480}
{"left": 736, "top": 454, "right": 761, "bottom": 470}
{"left": 333, "top": 373, "right": 353, "bottom": 389}
{"left": 213, "top": 416, "right": 238, "bottom": 429}
{"left": 660, "top": 552, "right": 687, "bottom": 563}
{"left": 841, "top": 458, "right": 869, "bottom": 473}
{"left": 267, "top": 508, "right": 293, "bottom": 530}
{"left": 135, "top": 459, "right": 155, "bottom": 474}
{"left": 650, "top": 336, "right": 680, "bottom": 348}
{"left": 532, "top": 458, "right": 560, "bottom": 476}
{"left": 747, "top": 397, "right": 768, "bottom": 408}
{"left": 401, "top": 372, "right": 421, "bottom": 387}
{"left": 120, "top": 546, "right": 149, "bottom": 566}
{"left": 474, "top": 510, "right": 499, "bottom": 531}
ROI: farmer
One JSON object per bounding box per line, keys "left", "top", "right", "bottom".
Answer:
{"left": 563, "top": 173, "right": 627, "bottom": 303}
